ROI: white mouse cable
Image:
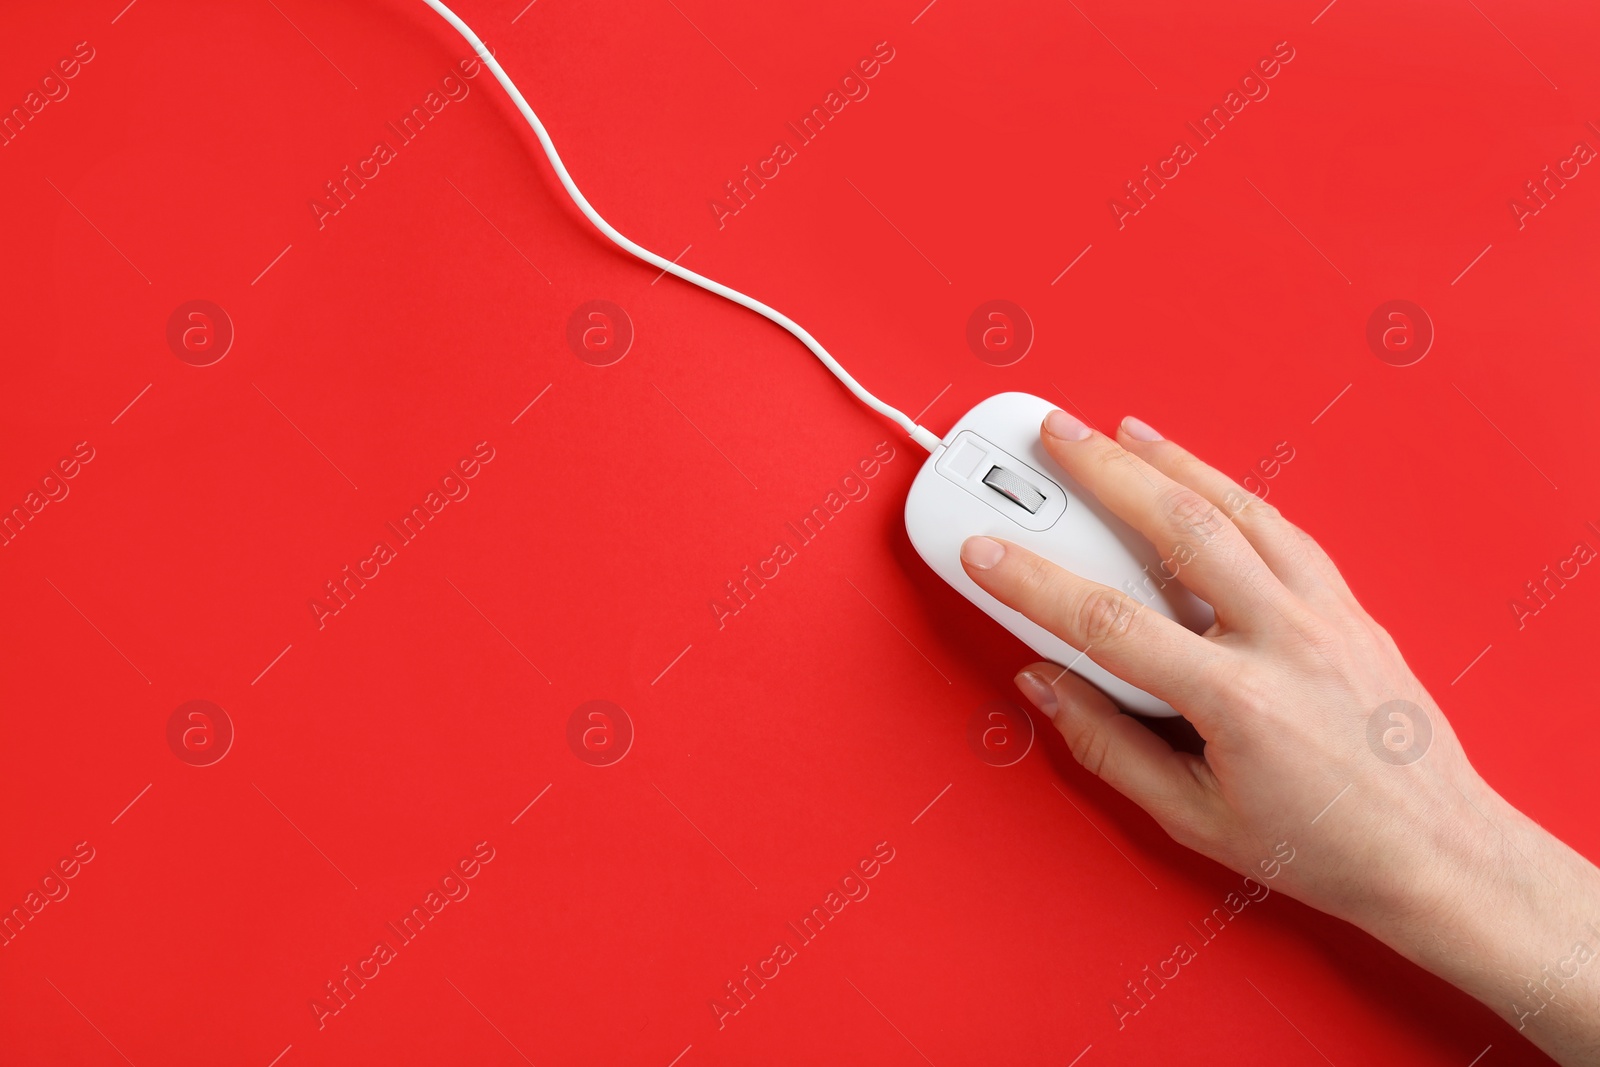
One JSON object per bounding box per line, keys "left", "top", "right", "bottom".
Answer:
{"left": 420, "top": 0, "right": 943, "bottom": 454}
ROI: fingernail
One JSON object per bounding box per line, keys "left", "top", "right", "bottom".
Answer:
{"left": 1043, "top": 409, "right": 1092, "bottom": 441}
{"left": 1121, "top": 416, "right": 1162, "bottom": 442}
{"left": 1015, "top": 671, "right": 1060, "bottom": 719}
{"left": 961, "top": 535, "right": 1005, "bottom": 570}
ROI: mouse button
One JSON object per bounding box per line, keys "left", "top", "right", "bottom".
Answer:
{"left": 981, "top": 465, "right": 1046, "bottom": 513}
{"left": 946, "top": 439, "right": 987, "bottom": 479}
{"left": 934, "top": 431, "right": 1067, "bottom": 532}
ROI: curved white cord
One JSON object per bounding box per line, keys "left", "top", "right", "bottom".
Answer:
{"left": 421, "top": 0, "right": 942, "bottom": 453}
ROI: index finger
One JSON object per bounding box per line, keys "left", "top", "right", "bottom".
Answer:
{"left": 960, "top": 534, "right": 1229, "bottom": 714}
{"left": 1039, "top": 409, "right": 1300, "bottom": 633}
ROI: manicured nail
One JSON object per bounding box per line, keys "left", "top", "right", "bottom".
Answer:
{"left": 1043, "top": 409, "right": 1092, "bottom": 441}
{"left": 1015, "top": 671, "right": 1060, "bottom": 719}
{"left": 1121, "top": 416, "right": 1162, "bottom": 442}
{"left": 961, "top": 535, "right": 1005, "bottom": 570}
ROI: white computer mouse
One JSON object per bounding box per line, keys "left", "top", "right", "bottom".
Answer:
{"left": 904, "top": 392, "right": 1214, "bottom": 717}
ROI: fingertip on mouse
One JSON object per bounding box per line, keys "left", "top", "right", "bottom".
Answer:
{"left": 961, "top": 535, "right": 1006, "bottom": 570}
{"left": 1043, "top": 408, "right": 1092, "bottom": 442}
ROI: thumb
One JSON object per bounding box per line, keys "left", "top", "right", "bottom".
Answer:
{"left": 1015, "top": 662, "right": 1214, "bottom": 827}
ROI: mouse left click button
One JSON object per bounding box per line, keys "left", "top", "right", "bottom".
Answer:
{"left": 981, "top": 465, "right": 1046, "bottom": 513}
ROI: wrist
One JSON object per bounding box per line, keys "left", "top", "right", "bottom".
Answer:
{"left": 1359, "top": 772, "right": 1600, "bottom": 1059}
{"left": 1363, "top": 770, "right": 1517, "bottom": 947}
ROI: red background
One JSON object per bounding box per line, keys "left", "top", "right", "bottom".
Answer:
{"left": 3, "top": 0, "right": 1598, "bottom": 1064}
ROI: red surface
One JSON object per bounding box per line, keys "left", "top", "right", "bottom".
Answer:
{"left": 3, "top": 0, "right": 1598, "bottom": 1064}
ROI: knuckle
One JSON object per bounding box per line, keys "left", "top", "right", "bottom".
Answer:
{"left": 1091, "top": 441, "right": 1142, "bottom": 482}
{"left": 1068, "top": 722, "right": 1113, "bottom": 778}
{"left": 1290, "top": 522, "right": 1340, "bottom": 567}
{"left": 1368, "top": 617, "right": 1398, "bottom": 650}
{"left": 1076, "top": 588, "right": 1138, "bottom": 646}
{"left": 1347, "top": 608, "right": 1399, "bottom": 655}
{"left": 1160, "top": 807, "right": 1214, "bottom": 854}
{"left": 1293, "top": 618, "right": 1349, "bottom": 664}
{"left": 1014, "top": 552, "right": 1057, "bottom": 598}
{"left": 1213, "top": 658, "right": 1268, "bottom": 711}
{"left": 1161, "top": 487, "right": 1226, "bottom": 543}
{"left": 1234, "top": 495, "right": 1283, "bottom": 526}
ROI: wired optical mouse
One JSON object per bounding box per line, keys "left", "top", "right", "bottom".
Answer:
{"left": 904, "top": 393, "right": 1214, "bottom": 718}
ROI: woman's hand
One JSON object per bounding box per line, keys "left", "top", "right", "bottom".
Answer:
{"left": 960, "top": 409, "right": 1600, "bottom": 1066}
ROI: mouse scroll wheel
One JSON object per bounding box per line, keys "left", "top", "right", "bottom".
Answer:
{"left": 981, "top": 465, "right": 1046, "bottom": 514}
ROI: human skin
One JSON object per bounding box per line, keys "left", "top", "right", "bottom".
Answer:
{"left": 958, "top": 408, "right": 1600, "bottom": 1066}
